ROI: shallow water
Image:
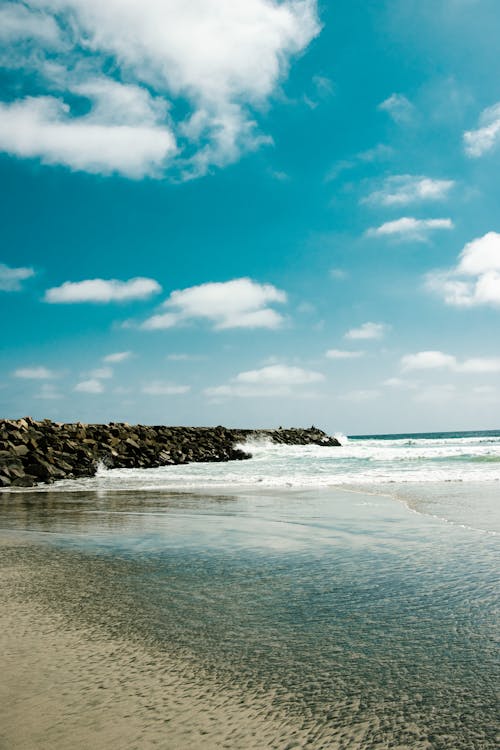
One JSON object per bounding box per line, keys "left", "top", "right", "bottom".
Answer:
{"left": 1, "top": 477, "right": 498, "bottom": 749}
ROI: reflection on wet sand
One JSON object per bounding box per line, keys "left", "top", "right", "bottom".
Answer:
{"left": 0, "top": 486, "right": 498, "bottom": 749}
{"left": 0, "top": 489, "right": 239, "bottom": 535}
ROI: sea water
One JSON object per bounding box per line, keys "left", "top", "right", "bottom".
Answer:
{"left": 0, "top": 430, "right": 498, "bottom": 748}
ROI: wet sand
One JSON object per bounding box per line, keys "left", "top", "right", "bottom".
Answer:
{"left": 1, "top": 483, "right": 497, "bottom": 750}
{"left": 0, "top": 536, "right": 345, "bottom": 750}
{"left": 0, "top": 547, "right": 309, "bottom": 750}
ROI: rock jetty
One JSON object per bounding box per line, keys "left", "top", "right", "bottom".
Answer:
{"left": 0, "top": 418, "right": 340, "bottom": 488}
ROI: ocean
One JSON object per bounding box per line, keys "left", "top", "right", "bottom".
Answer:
{"left": 0, "top": 430, "right": 499, "bottom": 748}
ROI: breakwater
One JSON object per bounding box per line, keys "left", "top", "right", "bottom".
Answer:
{"left": 0, "top": 418, "right": 340, "bottom": 487}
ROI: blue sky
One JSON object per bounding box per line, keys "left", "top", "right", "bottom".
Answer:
{"left": 1, "top": 0, "right": 499, "bottom": 433}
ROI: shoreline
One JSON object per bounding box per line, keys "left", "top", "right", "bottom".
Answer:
{"left": 1, "top": 476, "right": 498, "bottom": 750}
{"left": 0, "top": 419, "right": 340, "bottom": 489}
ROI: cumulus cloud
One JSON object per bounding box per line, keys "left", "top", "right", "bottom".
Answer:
{"left": 344, "top": 322, "right": 388, "bottom": 340}
{"left": 464, "top": 102, "right": 500, "bottom": 157}
{"left": 0, "top": 0, "right": 320, "bottom": 177}
{"left": 0, "top": 92, "right": 176, "bottom": 178}
{"left": 0, "top": 262, "right": 35, "bottom": 291}
{"left": 401, "top": 350, "right": 500, "bottom": 373}
{"left": 142, "top": 382, "right": 190, "bottom": 395}
{"left": 426, "top": 232, "right": 500, "bottom": 307}
{"left": 141, "top": 278, "right": 287, "bottom": 330}
{"left": 103, "top": 351, "right": 132, "bottom": 363}
{"left": 205, "top": 364, "right": 324, "bottom": 398}
{"left": 13, "top": 366, "right": 59, "bottom": 379}
{"left": 325, "top": 349, "right": 363, "bottom": 359}
{"left": 366, "top": 217, "right": 453, "bottom": 241}
{"left": 45, "top": 277, "right": 161, "bottom": 303}
{"left": 378, "top": 93, "right": 416, "bottom": 124}
{"left": 364, "top": 175, "right": 455, "bottom": 206}
{"left": 74, "top": 378, "right": 104, "bottom": 393}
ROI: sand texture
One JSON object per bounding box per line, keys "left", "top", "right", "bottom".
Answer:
{"left": 1, "top": 507, "right": 496, "bottom": 750}
{"left": 0, "top": 541, "right": 353, "bottom": 750}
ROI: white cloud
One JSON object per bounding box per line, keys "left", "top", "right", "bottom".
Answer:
{"left": 0, "top": 93, "right": 176, "bottom": 178}
{"left": 401, "top": 350, "right": 500, "bottom": 374}
{"left": 0, "top": 262, "right": 35, "bottom": 291}
{"left": 325, "top": 349, "right": 363, "bottom": 359}
{"left": 364, "top": 175, "right": 455, "bottom": 206}
{"left": 464, "top": 102, "right": 500, "bottom": 157}
{"left": 378, "top": 93, "right": 416, "bottom": 124}
{"left": 236, "top": 364, "right": 323, "bottom": 385}
{"left": 426, "top": 232, "right": 500, "bottom": 307}
{"left": 205, "top": 363, "right": 324, "bottom": 398}
{"left": 0, "top": 0, "right": 320, "bottom": 177}
{"left": 366, "top": 217, "right": 453, "bottom": 241}
{"left": 401, "top": 351, "right": 457, "bottom": 371}
{"left": 456, "top": 232, "right": 500, "bottom": 275}
{"left": 344, "top": 322, "right": 388, "bottom": 340}
{"left": 87, "top": 367, "right": 113, "bottom": 379}
{"left": 0, "top": 3, "right": 61, "bottom": 44}
{"left": 103, "top": 351, "right": 132, "bottom": 363}
{"left": 142, "top": 382, "right": 190, "bottom": 396}
{"left": 458, "top": 357, "right": 500, "bottom": 373}
{"left": 74, "top": 378, "right": 104, "bottom": 393}
{"left": 140, "top": 312, "right": 179, "bottom": 330}
{"left": 141, "top": 277, "right": 287, "bottom": 330}
{"left": 45, "top": 276, "right": 161, "bottom": 303}
{"left": 13, "top": 366, "right": 59, "bottom": 379}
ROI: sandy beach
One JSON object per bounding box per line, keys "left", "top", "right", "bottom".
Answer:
{"left": 1, "top": 536, "right": 331, "bottom": 750}
{"left": 1, "top": 471, "right": 498, "bottom": 750}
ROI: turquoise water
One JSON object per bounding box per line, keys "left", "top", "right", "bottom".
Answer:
{"left": 1, "top": 431, "right": 499, "bottom": 748}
